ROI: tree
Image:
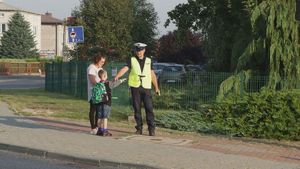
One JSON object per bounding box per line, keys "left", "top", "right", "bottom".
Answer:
{"left": 238, "top": 0, "right": 300, "bottom": 89}
{"left": 131, "top": 0, "right": 158, "bottom": 57}
{"left": 73, "top": 0, "right": 133, "bottom": 60}
{"left": 72, "top": 0, "right": 158, "bottom": 61}
{"left": 158, "top": 30, "right": 204, "bottom": 64}
{"left": 166, "top": 0, "right": 299, "bottom": 90}
{"left": 0, "top": 12, "right": 38, "bottom": 58}
{"left": 165, "top": 0, "right": 253, "bottom": 72}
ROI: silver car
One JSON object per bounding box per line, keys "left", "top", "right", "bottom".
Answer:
{"left": 186, "top": 65, "right": 203, "bottom": 72}
{"left": 159, "top": 64, "right": 186, "bottom": 83}
{"left": 153, "top": 63, "right": 170, "bottom": 80}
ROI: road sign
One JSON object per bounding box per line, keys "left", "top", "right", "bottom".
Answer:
{"left": 67, "top": 26, "right": 84, "bottom": 43}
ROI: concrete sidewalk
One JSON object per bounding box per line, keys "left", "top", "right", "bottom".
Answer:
{"left": 0, "top": 102, "right": 299, "bottom": 169}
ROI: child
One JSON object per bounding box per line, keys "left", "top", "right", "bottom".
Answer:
{"left": 91, "top": 69, "right": 126, "bottom": 136}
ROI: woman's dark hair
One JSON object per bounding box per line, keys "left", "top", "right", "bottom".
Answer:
{"left": 93, "top": 52, "right": 106, "bottom": 64}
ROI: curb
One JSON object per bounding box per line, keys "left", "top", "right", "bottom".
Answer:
{"left": 0, "top": 143, "right": 159, "bottom": 169}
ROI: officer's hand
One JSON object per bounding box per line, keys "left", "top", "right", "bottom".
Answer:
{"left": 156, "top": 89, "right": 161, "bottom": 96}
{"left": 114, "top": 76, "right": 119, "bottom": 81}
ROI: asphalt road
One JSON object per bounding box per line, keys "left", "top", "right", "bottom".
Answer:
{"left": 0, "top": 75, "right": 44, "bottom": 89}
{"left": 0, "top": 150, "right": 116, "bottom": 169}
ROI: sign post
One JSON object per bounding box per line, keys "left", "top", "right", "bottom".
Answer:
{"left": 67, "top": 26, "right": 84, "bottom": 96}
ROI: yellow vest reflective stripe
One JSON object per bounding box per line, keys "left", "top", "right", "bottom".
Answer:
{"left": 128, "top": 57, "right": 152, "bottom": 89}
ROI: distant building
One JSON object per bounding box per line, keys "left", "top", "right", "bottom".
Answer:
{"left": 41, "top": 12, "right": 65, "bottom": 58}
{"left": 0, "top": 0, "right": 67, "bottom": 58}
{"left": 0, "top": 0, "right": 41, "bottom": 50}
{"left": 66, "top": 16, "right": 76, "bottom": 25}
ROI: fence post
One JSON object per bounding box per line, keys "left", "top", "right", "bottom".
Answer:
{"left": 81, "top": 62, "right": 85, "bottom": 99}
{"left": 45, "top": 63, "right": 48, "bottom": 90}
{"left": 51, "top": 62, "right": 54, "bottom": 91}
{"left": 69, "top": 62, "right": 72, "bottom": 94}
{"left": 60, "top": 62, "right": 63, "bottom": 93}
{"left": 74, "top": 61, "right": 78, "bottom": 97}
{"left": 78, "top": 61, "right": 82, "bottom": 98}
{"left": 4, "top": 63, "right": 10, "bottom": 75}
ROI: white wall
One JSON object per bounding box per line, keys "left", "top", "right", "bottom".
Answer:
{"left": 41, "top": 24, "right": 65, "bottom": 57}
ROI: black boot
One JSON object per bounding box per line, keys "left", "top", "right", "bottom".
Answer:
{"left": 149, "top": 129, "right": 155, "bottom": 136}
{"left": 135, "top": 129, "right": 142, "bottom": 135}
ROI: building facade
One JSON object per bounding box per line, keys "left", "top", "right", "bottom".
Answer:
{"left": 41, "top": 12, "right": 65, "bottom": 58}
{"left": 0, "top": 0, "right": 41, "bottom": 50}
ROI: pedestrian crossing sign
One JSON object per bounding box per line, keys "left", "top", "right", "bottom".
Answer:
{"left": 68, "top": 26, "right": 84, "bottom": 43}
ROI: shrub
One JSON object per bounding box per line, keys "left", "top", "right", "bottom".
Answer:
{"left": 155, "top": 109, "right": 214, "bottom": 133}
{"left": 153, "top": 87, "right": 184, "bottom": 109}
{"left": 156, "top": 90, "right": 300, "bottom": 140}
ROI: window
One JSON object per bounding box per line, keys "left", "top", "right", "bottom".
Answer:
{"left": 0, "top": 24, "right": 6, "bottom": 33}
{"left": 2, "top": 24, "right": 6, "bottom": 32}
{"left": 32, "top": 26, "right": 37, "bottom": 35}
{"left": 0, "top": 13, "right": 4, "bottom": 18}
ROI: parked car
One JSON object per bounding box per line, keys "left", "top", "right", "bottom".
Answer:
{"left": 185, "top": 65, "right": 205, "bottom": 85}
{"left": 185, "top": 65, "right": 203, "bottom": 72}
{"left": 153, "top": 63, "right": 170, "bottom": 80}
{"left": 159, "top": 64, "right": 186, "bottom": 83}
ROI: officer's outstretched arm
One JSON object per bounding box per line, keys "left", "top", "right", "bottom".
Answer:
{"left": 114, "top": 66, "right": 129, "bottom": 81}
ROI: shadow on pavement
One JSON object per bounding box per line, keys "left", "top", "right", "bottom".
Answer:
{"left": 1, "top": 116, "right": 133, "bottom": 135}
{"left": 0, "top": 116, "right": 51, "bottom": 129}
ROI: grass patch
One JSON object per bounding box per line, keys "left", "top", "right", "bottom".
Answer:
{"left": 0, "top": 88, "right": 179, "bottom": 131}
{"left": 0, "top": 89, "right": 127, "bottom": 122}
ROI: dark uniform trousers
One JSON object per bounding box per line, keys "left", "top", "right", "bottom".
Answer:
{"left": 130, "top": 87, "right": 155, "bottom": 131}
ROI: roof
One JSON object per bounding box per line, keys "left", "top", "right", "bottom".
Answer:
{"left": 41, "top": 12, "right": 63, "bottom": 25}
{"left": 0, "top": 1, "right": 41, "bottom": 16}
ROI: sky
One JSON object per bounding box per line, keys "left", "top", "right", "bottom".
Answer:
{"left": 4, "top": 0, "right": 187, "bottom": 36}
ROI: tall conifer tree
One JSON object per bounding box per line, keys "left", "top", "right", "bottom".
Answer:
{"left": 0, "top": 12, "right": 38, "bottom": 58}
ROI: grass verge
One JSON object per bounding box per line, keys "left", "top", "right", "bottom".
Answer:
{"left": 0, "top": 89, "right": 128, "bottom": 122}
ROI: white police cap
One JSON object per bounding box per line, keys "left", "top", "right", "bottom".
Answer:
{"left": 134, "top": 42, "right": 147, "bottom": 50}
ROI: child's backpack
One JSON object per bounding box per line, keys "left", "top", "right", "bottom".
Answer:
{"left": 91, "top": 82, "right": 106, "bottom": 104}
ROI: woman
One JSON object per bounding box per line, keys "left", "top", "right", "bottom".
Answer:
{"left": 86, "top": 52, "right": 106, "bottom": 134}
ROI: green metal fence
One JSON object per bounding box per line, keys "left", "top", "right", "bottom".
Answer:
{"left": 45, "top": 62, "right": 268, "bottom": 111}
{"left": 45, "top": 61, "right": 89, "bottom": 99}
{"left": 45, "top": 61, "right": 131, "bottom": 107}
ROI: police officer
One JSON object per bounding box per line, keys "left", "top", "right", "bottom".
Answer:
{"left": 114, "top": 42, "right": 160, "bottom": 136}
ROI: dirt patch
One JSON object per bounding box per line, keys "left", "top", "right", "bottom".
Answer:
{"left": 22, "top": 108, "right": 55, "bottom": 115}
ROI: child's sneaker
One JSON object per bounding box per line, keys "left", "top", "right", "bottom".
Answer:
{"left": 102, "top": 130, "right": 112, "bottom": 136}
{"left": 96, "top": 128, "right": 103, "bottom": 136}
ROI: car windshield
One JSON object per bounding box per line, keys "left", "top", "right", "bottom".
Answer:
{"left": 153, "top": 64, "right": 168, "bottom": 70}
{"left": 186, "top": 66, "right": 202, "bottom": 71}
{"left": 164, "top": 66, "right": 183, "bottom": 72}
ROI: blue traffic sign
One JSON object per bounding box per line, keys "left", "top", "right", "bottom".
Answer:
{"left": 68, "top": 26, "right": 84, "bottom": 43}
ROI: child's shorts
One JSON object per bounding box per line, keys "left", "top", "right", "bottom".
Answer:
{"left": 96, "top": 104, "right": 111, "bottom": 119}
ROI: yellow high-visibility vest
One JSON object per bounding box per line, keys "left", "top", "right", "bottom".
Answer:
{"left": 128, "top": 57, "right": 152, "bottom": 89}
